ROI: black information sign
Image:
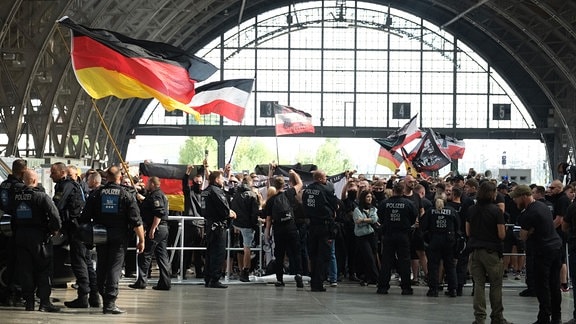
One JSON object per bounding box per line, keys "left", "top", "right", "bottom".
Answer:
{"left": 492, "top": 104, "right": 511, "bottom": 120}
{"left": 260, "top": 101, "right": 278, "bottom": 117}
{"left": 392, "top": 103, "right": 411, "bottom": 119}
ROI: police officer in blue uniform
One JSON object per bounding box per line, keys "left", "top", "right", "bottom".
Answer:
{"left": 201, "top": 170, "right": 236, "bottom": 288}
{"left": 302, "top": 170, "right": 338, "bottom": 292}
{"left": 129, "top": 176, "right": 171, "bottom": 290}
{"left": 80, "top": 166, "right": 145, "bottom": 314}
{"left": 0, "top": 158, "right": 27, "bottom": 306}
{"left": 13, "top": 169, "right": 61, "bottom": 312}
{"left": 377, "top": 182, "right": 419, "bottom": 295}
{"left": 421, "top": 192, "right": 460, "bottom": 297}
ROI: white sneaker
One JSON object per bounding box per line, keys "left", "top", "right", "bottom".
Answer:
{"left": 330, "top": 282, "right": 338, "bottom": 287}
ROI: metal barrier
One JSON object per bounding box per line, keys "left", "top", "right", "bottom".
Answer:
{"left": 142, "top": 216, "right": 265, "bottom": 281}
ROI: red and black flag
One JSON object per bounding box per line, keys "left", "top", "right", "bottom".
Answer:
{"left": 410, "top": 129, "right": 452, "bottom": 172}
{"left": 189, "top": 79, "right": 254, "bottom": 122}
{"left": 274, "top": 104, "right": 315, "bottom": 136}
{"left": 374, "top": 114, "right": 421, "bottom": 151}
{"left": 58, "top": 16, "right": 217, "bottom": 120}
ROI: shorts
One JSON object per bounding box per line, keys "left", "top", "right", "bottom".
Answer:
{"left": 410, "top": 230, "right": 425, "bottom": 259}
{"left": 234, "top": 226, "right": 254, "bottom": 248}
{"left": 503, "top": 230, "right": 516, "bottom": 253}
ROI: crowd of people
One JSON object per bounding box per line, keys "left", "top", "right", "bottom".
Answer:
{"left": 3, "top": 158, "right": 576, "bottom": 323}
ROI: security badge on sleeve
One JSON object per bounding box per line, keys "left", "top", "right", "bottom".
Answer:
{"left": 154, "top": 199, "right": 160, "bottom": 208}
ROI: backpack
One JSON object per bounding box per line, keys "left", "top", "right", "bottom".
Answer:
{"left": 271, "top": 191, "right": 294, "bottom": 224}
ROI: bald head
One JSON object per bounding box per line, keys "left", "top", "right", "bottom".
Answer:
{"left": 22, "top": 169, "right": 38, "bottom": 187}
{"left": 106, "top": 166, "right": 122, "bottom": 184}
{"left": 550, "top": 179, "right": 564, "bottom": 195}
{"left": 313, "top": 170, "right": 327, "bottom": 184}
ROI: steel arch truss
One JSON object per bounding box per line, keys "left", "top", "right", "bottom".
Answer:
{"left": 1, "top": 0, "right": 576, "bottom": 171}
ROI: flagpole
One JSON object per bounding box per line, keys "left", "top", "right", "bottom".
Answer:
{"left": 228, "top": 136, "right": 239, "bottom": 165}
{"left": 90, "top": 99, "right": 134, "bottom": 186}
{"left": 275, "top": 136, "right": 280, "bottom": 165}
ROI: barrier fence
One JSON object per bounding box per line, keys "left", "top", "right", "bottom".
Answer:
{"left": 129, "top": 219, "right": 566, "bottom": 287}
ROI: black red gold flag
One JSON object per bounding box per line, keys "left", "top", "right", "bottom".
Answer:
{"left": 139, "top": 163, "right": 203, "bottom": 213}
{"left": 58, "top": 16, "right": 217, "bottom": 119}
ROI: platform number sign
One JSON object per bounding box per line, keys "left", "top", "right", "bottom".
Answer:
{"left": 392, "top": 103, "right": 411, "bottom": 119}
{"left": 165, "top": 110, "right": 183, "bottom": 117}
{"left": 260, "top": 101, "right": 278, "bottom": 118}
{"left": 493, "top": 104, "right": 511, "bottom": 120}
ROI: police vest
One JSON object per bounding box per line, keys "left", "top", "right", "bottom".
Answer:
{"left": 382, "top": 197, "right": 414, "bottom": 232}
{"left": 13, "top": 188, "right": 45, "bottom": 228}
{"left": 93, "top": 184, "right": 129, "bottom": 228}
{"left": 302, "top": 183, "right": 330, "bottom": 221}
{"left": 429, "top": 208, "right": 457, "bottom": 233}
{"left": 0, "top": 177, "right": 23, "bottom": 215}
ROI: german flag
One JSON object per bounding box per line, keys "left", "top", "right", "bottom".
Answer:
{"left": 376, "top": 147, "right": 403, "bottom": 172}
{"left": 139, "top": 163, "right": 202, "bottom": 213}
{"left": 58, "top": 16, "right": 217, "bottom": 119}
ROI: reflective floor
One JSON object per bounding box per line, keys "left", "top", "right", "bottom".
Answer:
{"left": 0, "top": 276, "right": 573, "bottom": 324}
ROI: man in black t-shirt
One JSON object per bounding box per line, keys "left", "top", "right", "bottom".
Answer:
{"left": 403, "top": 175, "right": 426, "bottom": 286}
{"left": 513, "top": 185, "right": 562, "bottom": 324}
{"left": 264, "top": 170, "right": 304, "bottom": 289}
{"left": 547, "top": 180, "right": 571, "bottom": 293}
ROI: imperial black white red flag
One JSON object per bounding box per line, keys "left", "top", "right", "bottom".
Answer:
{"left": 374, "top": 114, "right": 421, "bottom": 151}
{"left": 189, "top": 78, "right": 254, "bottom": 122}
{"left": 274, "top": 104, "right": 315, "bottom": 136}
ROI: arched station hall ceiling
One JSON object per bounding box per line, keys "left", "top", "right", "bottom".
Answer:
{"left": 1, "top": 0, "right": 575, "bottom": 171}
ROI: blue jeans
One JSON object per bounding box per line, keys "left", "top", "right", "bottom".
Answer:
{"left": 328, "top": 240, "right": 337, "bottom": 283}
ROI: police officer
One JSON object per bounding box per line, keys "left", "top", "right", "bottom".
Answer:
{"left": 421, "top": 192, "right": 460, "bottom": 297}
{"left": 80, "top": 166, "right": 145, "bottom": 314}
{"left": 0, "top": 158, "right": 27, "bottom": 306}
{"left": 201, "top": 170, "right": 236, "bottom": 288}
{"left": 377, "top": 182, "right": 418, "bottom": 295}
{"left": 51, "top": 162, "right": 100, "bottom": 308}
{"left": 302, "top": 170, "right": 338, "bottom": 292}
{"left": 13, "top": 169, "right": 61, "bottom": 312}
{"left": 129, "top": 176, "right": 171, "bottom": 290}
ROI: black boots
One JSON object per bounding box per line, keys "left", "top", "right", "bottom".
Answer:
{"left": 89, "top": 291, "right": 101, "bottom": 307}
{"left": 295, "top": 274, "right": 304, "bottom": 288}
{"left": 64, "top": 294, "right": 88, "bottom": 308}
{"left": 426, "top": 289, "right": 438, "bottom": 297}
{"left": 103, "top": 302, "right": 126, "bottom": 314}
{"left": 39, "top": 302, "right": 61, "bottom": 312}
{"left": 208, "top": 281, "right": 228, "bottom": 288}
{"left": 25, "top": 297, "right": 34, "bottom": 311}
{"left": 239, "top": 268, "right": 250, "bottom": 282}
